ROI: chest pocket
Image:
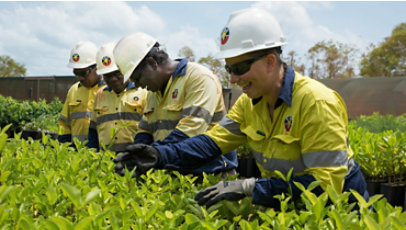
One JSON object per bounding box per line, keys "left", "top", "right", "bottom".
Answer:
{"left": 69, "top": 101, "right": 82, "bottom": 112}
{"left": 241, "top": 125, "right": 266, "bottom": 142}
{"left": 163, "top": 102, "right": 183, "bottom": 112}
{"left": 94, "top": 106, "right": 109, "bottom": 116}
{"left": 270, "top": 135, "right": 301, "bottom": 161}
{"left": 125, "top": 102, "right": 143, "bottom": 114}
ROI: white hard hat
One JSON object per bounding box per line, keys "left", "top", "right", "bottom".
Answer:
{"left": 67, "top": 41, "right": 98, "bottom": 69}
{"left": 215, "top": 8, "right": 287, "bottom": 59}
{"left": 114, "top": 32, "right": 157, "bottom": 83}
{"left": 96, "top": 42, "right": 119, "bottom": 75}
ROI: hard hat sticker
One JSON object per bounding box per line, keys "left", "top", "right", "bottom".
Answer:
{"left": 221, "top": 27, "right": 230, "bottom": 45}
{"left": 172, "top": 89, "right": 178, "bottom": 99}
{"left": 102, "top": 56, "right": 111, "bottom": 66}
{"left": 72, "top": 53, "right": 80, "bottom": 62}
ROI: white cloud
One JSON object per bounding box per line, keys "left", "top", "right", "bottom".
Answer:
{"left": 158, "top": 25, "right": 218, "bottom": 61}
{"left": 0, "top": 2, "right": 166, "bottom": 76}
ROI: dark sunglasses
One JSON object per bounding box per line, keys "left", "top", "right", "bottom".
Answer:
{"left": 225, "top": 54, "right": 267, "bottom": 75}
{"left": 74, "top": 65, "right": 95, "bottom": 78}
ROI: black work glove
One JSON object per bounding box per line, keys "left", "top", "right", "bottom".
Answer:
{"left": 113, "top": 144, "right": 161, "bottom": 177}
{"left": 194, "top": 178, "right": 256, "bottom": 208}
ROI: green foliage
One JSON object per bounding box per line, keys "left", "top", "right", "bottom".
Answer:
{"left": 1, "top": 117, "right": 406, "bottom": 228}
{"left": 236, "top": 143, "right": 253, "bottom": 158}
{"left": 349, "top": 114, "right": 406, "bottom": 182}
{"left": 0, "top": 55, "right": 26, "bottom": 77}
{"left": 0, "top": 95, "right": 62, "bottom": 133}
{"left": 360, "top": 23, "right": 406, "bottom": 77}
{"left": 351, "top": 112, "right": 406, "bottom": 133}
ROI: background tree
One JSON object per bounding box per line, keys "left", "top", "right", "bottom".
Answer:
{"left": 360, "top": 23, "right": 406, "bottom": 77}
{"left": 307, "top": 40, "right": 357, "bottom": 79}
{"left": 198, "top": 55, "right": 230, "bottom": 88}
{"left": 0, "top": 55, "right": 26, "bottom": 77}
{"left": 177, "top": 46, "right": 195, "bottom": 62}
{"left": 284, "top": 50, "right": 305, "bottom": 75}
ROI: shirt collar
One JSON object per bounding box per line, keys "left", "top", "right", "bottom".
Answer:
{"left": 171, "top": 58, "right": 188, "bottom": 81}
{"left": 252, "top": 64, "right": 295, "bottom": 108}
{"left": 78, "top": 79, "right": 105, "bottom": 88}
{"left": 104, "top": 81, "right": 136, "bottom": 92}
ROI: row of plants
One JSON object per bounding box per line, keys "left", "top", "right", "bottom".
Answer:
{"left": 0, "top": 125, "right": 405, "bottom": 229}
{"left": 0, "top": 95, "right": 62, "bottom": 134}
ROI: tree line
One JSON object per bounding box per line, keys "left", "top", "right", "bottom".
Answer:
{"left": 1, "top": 23, "right": 405, "bottom": 81}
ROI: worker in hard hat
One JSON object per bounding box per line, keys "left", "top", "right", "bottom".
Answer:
{"left": 113, "top": 32, "right": 238, "bottom": 178}
{"left": 113, "top": 8, "right": 369, "bottom": 209}
{"left": 87, "top": 42, "right": 147, "bottom": 152}
{"left": 58, "top": 41, "right": 105, "bottom": 144}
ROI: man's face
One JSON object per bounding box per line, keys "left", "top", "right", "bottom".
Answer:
{"left": 73, "top": 65, "right": 100, "bottom": 88}
{"left": 103, "top": 70, "right": 126, "bottom": 94}
{"left": 130, "top": 58, "right": 162, "bottom": 92}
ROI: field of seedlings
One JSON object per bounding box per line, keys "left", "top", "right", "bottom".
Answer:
{"left": 0, "top": 97, "right": 405, "bottom": 229}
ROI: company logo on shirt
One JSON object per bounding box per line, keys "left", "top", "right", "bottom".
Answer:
{"left": 284, "top": 116, "right": 293, "bottom": 132}
{"left": 133, "top": 96, "right": 139, "bottom": 102}
{"left": 72, "top": 53, "right": 80, "bottom": 62}
{"left": 102, "top": 56, "right": 111, "bottom": 66}
{"left": 221, "top": 27, "right": 230, "bottom": 45}
{"left": 172, "top": 89, "right": 178, "bottom": 99}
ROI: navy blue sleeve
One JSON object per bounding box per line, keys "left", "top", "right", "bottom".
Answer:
{"left": 86, "top": 128, "right": 99, "bottom": 150}
{"left": 252, "top": 174, "right": 324, "bottom": 208}
{"left": 152, "top": 134, "right": 222, "bottom": 170}
{"left": 58, "top": 134, "right": 71, "bottom": 143}
{"left": 133, "top": 132, "right": 154, "bottom": 145}
{"left": 156, "top": 129, "right": 189, "bottom": 144}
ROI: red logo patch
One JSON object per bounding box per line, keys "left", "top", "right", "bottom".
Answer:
{"left": 172, "top": 89, "right": 178, "bottom": 99}
{"left": 284, "top": 116, "right": 293, "bottom": 132}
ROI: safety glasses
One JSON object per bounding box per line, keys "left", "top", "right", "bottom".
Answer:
{"left": 224, "top": 54, "right": 267, "bottom": 75}
{"left": 74, "top": 65, "right": 95, "bottom": 78}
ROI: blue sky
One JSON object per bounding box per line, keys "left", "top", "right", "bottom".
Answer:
{"left": 0, "top": 1, "right": 405, "bottom": 76}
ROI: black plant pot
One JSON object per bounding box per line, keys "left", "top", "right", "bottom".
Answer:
{"left": 366, "top": 180, "right": 382, "bottom": 196}
{"left": 44, "top": 132, "right": 58, "bottom": 140}
{"left": 237, "top": 157, "right": 261, "bottom": 178}
{"left": 380, "top": 183, "right": 406, "bottom": 207}
{"left": 21, "top": 129, "right": 42, "bottom": 140}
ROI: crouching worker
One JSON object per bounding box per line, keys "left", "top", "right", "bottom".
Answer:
{"left": 87, "top": 42, "right": 147, "bottom": 152}
{"left": 112, "top": 9, "right": 369, "bottom": 209}
{"left": 112, "top": 32, "right": 238, "bottom": 179}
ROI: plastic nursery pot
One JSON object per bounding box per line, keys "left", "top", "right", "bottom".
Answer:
{"left": 21, "top": 129, "right": 43, "bottom": 140}
{"left": 237, "top": 157, "right": 261, "bottom": 178}
{"left": 380, "top": 182, "right": 406, "bottom": 208}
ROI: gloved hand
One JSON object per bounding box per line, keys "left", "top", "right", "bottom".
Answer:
{"left": 194, "top": 178, "right": 256, "bottom": 208}
{"left": 113, "top": 144, "right": 161, "bottom": 176}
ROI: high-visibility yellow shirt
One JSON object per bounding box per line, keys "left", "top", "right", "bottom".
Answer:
{"left": 58, "top": 81, "right": 105, "bottom": 142}
{"left": 90, "top": 82, "right": 147, "bottom": 152}
{"left": 138, "top": 59, "right": 226, "bottom": 140}
{"left": 206, "top": 67, "right": 353, "bottom": 194}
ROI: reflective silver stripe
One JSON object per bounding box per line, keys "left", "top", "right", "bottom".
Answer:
{"left": 347, "top": 158, "right": 355, "bottom": 175}
{"left": 138, "top": 119, "right": 178, "bottom": 133}
{"left": 89, "top": 121, "right": 97, "bottom": 129}
{"left": 212, "top": 109, "right": 226, "bottom": 123}
{"left": 58, "top": 115, "right": 69, "bottom": 125}
{"left": 252, "top": 150, "right": 306, "bottom": 174}
{"left": 219, "top": 117, "right": 245, "bottom": 136}
{"left": 96, "top": 112, "right": 142, "bottom": 125}
{"left": 181, "top": 106, "right": 211, "bottom": 124}
{"left": 302, "top": 150, "right": 348, "bottom": 168}
{"left": 72, "top": 134, "right": 88, "bottom": 142}
{"left": 102, "top": 142, "right": 132, "bottom": 152}
{"left": 70, "top": 111, "right": 92, "bottom": 120}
